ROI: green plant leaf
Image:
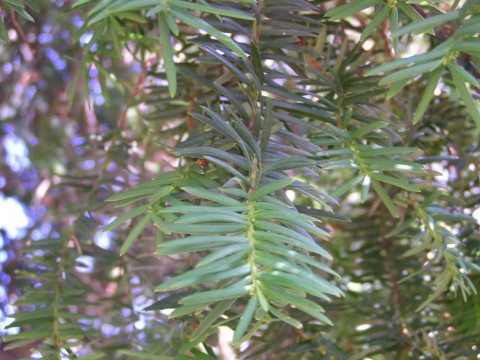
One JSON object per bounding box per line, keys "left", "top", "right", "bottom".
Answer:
{"left": 118, "top": 350, "right": 174, "bottom": 360}
{"left": 413, "top": 66, "right": 444, "bottom": 123}
{"left": 182, "top": 187, "right": 244, "bottom": 206}
{"left": 172, "top": 7, "right": 247, "bottom": 58}
{"left": 169, "top": 1, "right": 253, "bottom": 20}
{"left": 393, "top": 10, "right": 460, "bottom": 37}
{"left": 250, "top": 178, "right": 294, "bottom": 201}
{"left": 191, "top": 298, "right": 236, "bottom": 340}
{"left": 120, "top": 212, "right": 152, "bottom": 255}
{"left": 158, "top": 236, "right": 248, "bottom": 254}
{"left": 329, "top": 174, "right": 365, "bottom": 198}
{"left": 370, "top": 172, "right": 420, "bottom": 192}
{"left": 360, "top": 5, "right": 389, "bottom": 41}
{"left": 449, "top": 61, "right": 480, "bottom": 127}
{"left": 104, "top": 204, "right": 149, "bottom": 231}
{"left": 179, "top": 281, "right": 251, "bottom": 304}
{"left": 326, "top": 0, "right": 382, "bottom": 21}
{"left": 379, "top": 60, "right": 442, "bottom": 85}
{"left": 159, "top": 11, "right": 177, "bottom": 97}
{"left": 370, "top": 179, "right": 399, "bottom": 218}
{"left": 233, "top": 295, "right": 258, "bottom": 346}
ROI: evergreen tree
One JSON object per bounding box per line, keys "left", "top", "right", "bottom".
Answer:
{"left": 1, "top": 0, "right": 479, "bottom": 358}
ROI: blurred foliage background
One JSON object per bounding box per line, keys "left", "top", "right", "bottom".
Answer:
{"left": 0, "top": 0, "right": 479, "bottom": 359}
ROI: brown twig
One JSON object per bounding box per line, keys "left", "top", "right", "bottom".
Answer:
{"left": 382, "top": 231, "right": 403, "bottom": 308}
{"left": 117, "top": 54, "right": 156, "bottom": 129}
{"left": 9, "top": 8, "right": 34, "bottom": 54}
{"left": 411, "top": 4, "right": 428, "bottom": 18}
{"left": 411, "top": 4, "right": 451, "bottom": 40}
{"left": 186, "top": 95, "right": 197, "bottom": 129}
{"left": 381, "top": 19, "right": 395, "bottom": 60}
